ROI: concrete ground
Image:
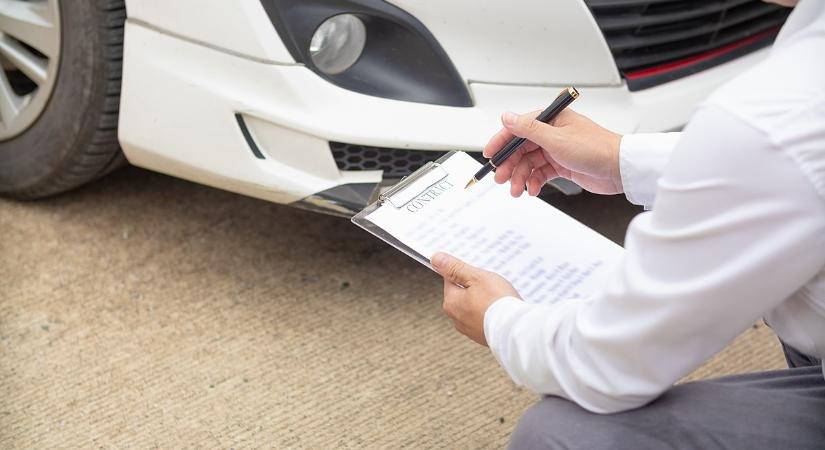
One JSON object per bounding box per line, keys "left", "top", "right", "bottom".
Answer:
{"left": 0, "top": 167, "right": 786, "bottom": 448}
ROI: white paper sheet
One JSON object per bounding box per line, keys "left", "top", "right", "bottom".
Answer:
{"left": 365, "top": 152, "right": 624, "bottom": 304}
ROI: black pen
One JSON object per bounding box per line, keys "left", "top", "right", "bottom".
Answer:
{"left": 465, "top": 86, "right": 579, "bottom": 189}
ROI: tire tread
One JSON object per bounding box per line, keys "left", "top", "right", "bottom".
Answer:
{"left": 9, "top": 0, "right": 127, "bottom": 199}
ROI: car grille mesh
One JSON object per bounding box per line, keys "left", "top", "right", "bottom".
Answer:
{"left": 585, "top": 0, "right": 790, "bottom": 88}
{"left": 330, "top": 142, "right": 485, "bottom": 178}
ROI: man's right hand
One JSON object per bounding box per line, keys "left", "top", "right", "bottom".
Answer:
{"left": 483, "top": 109, "right": 624, "bottom": 197}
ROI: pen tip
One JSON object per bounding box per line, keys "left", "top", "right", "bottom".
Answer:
{"left": 464, "top": 178, "right": 477, "bottom": 189}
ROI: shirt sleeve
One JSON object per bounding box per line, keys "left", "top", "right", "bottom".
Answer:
{"left": 483, "top": 105, "right": 825, "bottom": 413}
{"left": 619, "top": 132, "right": 682, "bottom": 208}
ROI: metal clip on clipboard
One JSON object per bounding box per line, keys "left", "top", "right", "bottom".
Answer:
{"left": 378, "top": 159, "right": 450, "bottom": 208}
{"left": 352, "top": 151, "right": 458, "bottom": 267}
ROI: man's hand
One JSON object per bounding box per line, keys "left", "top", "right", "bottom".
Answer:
{"left": 484, "top": 109, "right": 624, "bottom": 197}
{"left": 431, "top": 252, "right": 521, "bottom": 346}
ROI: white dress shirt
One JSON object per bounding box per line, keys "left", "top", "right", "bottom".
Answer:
{"left": 483, "top": 1, "right": 825, "bottom": 413}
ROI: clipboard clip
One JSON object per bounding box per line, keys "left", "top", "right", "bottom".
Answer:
{"left": 378, "top": 158, "right": 450, "bottom": 209}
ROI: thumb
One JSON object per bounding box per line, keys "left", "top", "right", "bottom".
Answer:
{"left": 502, "top": 111, "right": 560, "bottom": 151}
{"left": 431, "top": 252, "right": 479, "bottom": 286}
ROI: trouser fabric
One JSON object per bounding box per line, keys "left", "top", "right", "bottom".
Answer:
{"left": 509, "top": 345, "right": 825, "bottom": 449}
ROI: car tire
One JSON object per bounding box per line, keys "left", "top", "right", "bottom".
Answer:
{"left": 0, "top": 0, "right": 126, "bottom": 199}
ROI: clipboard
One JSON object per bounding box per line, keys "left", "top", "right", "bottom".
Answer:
{"left": 352, "top": 150, "right": 625, "bottom": 304}
{"left": 352, "top": 151, "right": 458, "bottom": 269}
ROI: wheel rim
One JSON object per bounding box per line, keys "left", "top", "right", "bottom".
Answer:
{"left": 0, "top": 0, "right": 60, "bottom": 141}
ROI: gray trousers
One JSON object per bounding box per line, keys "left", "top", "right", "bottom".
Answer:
{"left": 510, "top": 344, "right": 825, "bottom": 449}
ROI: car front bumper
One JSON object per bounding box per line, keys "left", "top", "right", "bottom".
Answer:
{"left": 119, "top": 21, "right": 769, "bottom": 215}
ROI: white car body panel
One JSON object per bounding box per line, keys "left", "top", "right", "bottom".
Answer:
{"left": 126, "top": 0, "right": 295, "bottom": 63}
{"left": 386, "top": 0, "right": 621, "bottom": 85}
{"left": 118, "top": 1, "right": 772, "bottom": 208}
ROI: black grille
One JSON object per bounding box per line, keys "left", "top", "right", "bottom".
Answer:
{"left": 586, "top": 0, "right": 791, "bottom": 89}
{"left": 330, "top": 142, "right": 486, "bottom": 178}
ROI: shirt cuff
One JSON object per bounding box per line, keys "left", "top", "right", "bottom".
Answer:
{"left": 483, "top": 297, "right": 529, "bottom": 369}
{"left": 619, "top": 133, "right": 682, "bottom": 208}
{"left": 483, "top": 296, "right": 582, "bottom": 395}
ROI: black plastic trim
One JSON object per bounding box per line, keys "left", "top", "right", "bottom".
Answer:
{"left": 625, "top": 33, "right": 775, "bottom": 91}
{"left": 293, "top": 183, "right": 379, "bottom": 217}
{"left": 259, "top": 0, "right": 472, "bottom": 107}
{"left": 235, "top": 114, "right": 266, "bottom": 160}
{"left": 585, "top": 0, "right": 790, "bottom": 90}
{"left": 330, "top": 141, "right": 486, "bottom": 178}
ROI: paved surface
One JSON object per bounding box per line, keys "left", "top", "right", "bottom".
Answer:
{"left": 0, "top": 167, "right": 786, "bottom": 448}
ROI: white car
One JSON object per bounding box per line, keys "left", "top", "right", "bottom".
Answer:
{"left": 0, "top": 0, "right": 789, "bottom": 215}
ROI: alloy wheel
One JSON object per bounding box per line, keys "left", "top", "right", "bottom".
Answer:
{"left": 0, "top": 0, "right": 60, "bottom": 140}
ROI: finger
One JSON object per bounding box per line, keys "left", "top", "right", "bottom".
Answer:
{"left": 524, "top": 148, "right": 552, "bottom": 167}
{"left": 493, "top": 148, "right": 524, "bottom": 184}
{"left": 518, "top": 139, "right": 540, "bottom": 154}
{"left": 510, "top": 157, "right": 533, "bottom": 197}
{"left": 443, "top": 277, "right": 464, "bottom": 300}
{"left": 502, "top": 111, "right": 564, "bottom": 155}
{"left": 523, "top": 151, "right": 556, "bottom": 196}
{"left": 483, "top": 110, "right": 541, "bottom": 158}
{"left": 527, "top": 171, "right": 546, "bottom": 196}
{"left": 483, "top": 128, "right": 515, "bottom": 159}
{"left": 431, "top": 252, "right": 481, "bottom": 287}
{"left": 493, "top": 142, "right": 542, "bottom": 184}
{"left": 540, "top": 164, "right": 561, "bottom": 181}
{"left": 484, "top": 129, "right": 540, "bottom": 160}
{"left": 546, "top": 158, "right": 573, "bottom": 180}
{"left": 442, "top": 279, "right": 463, "bottom": 320}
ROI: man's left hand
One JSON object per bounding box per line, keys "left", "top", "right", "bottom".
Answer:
{"left": 431, "top": 252, "right": 521, "bottom": 346}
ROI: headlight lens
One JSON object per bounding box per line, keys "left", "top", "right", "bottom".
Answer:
{"left": 309, "top": 14, "right": 366, "bottom": 75}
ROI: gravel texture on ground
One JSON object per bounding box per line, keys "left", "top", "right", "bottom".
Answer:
{"left": 0, "top": 167, "right": 786, "bottom": 448}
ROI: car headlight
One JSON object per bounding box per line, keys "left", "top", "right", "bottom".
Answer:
{"left": 260, "top": 0, "right": 472, "bottom": 107}
{"left": 309, "top": 14, "right": 367, "bottom": 75}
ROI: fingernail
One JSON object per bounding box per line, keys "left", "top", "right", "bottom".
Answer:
{"left": 502, "top": 111, "right": 517, "bottom": 127}
{"left": 431, "top": 252, "right": 447, "bottom": 268}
